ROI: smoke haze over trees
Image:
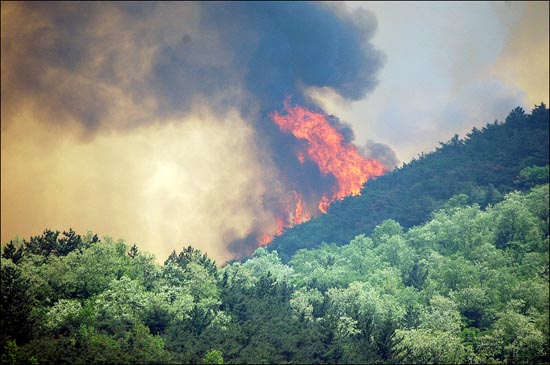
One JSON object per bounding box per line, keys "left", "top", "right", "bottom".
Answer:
{"left": 1, "top": 1, "right": 393, "bottom": 260}
{"left": 1, "top": 2, "right": 549, "bottom": 363}
{"left": 2, "top": 105, "right": 549, "bottom": 364}
{"left": 269, "top": 103, "right": 549, "bottom": 261}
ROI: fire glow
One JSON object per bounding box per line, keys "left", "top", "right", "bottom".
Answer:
{"left": 258, "top": 100, "right": 386, "bottom": 246}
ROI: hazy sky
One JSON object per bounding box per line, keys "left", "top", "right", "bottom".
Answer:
{"left": 1, "top": 1, "right": 548, "bottom": 263}
{"left": 321, "top": 1, "right": 549, "bottom": 161}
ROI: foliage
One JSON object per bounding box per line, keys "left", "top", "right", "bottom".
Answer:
{"left": 1, "top": 105, "right": 548, "bottom": 364}
{"left": 202, "top": 349, "right": 223, "bottom": 364}
{"left": 270, "top": 103, "right": 549, "bottom": 262}
{"left": 3, "top": 183, "right": 546, "bottom": 363}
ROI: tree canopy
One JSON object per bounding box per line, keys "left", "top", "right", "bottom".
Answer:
{"left": 1, "top": 104, "right": 549, "bottom": 364}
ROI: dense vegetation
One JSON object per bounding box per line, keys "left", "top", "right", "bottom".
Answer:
{"left": 270, "top": 104, "right": 549, "bottom": 262}
{"left": 1, "top": 105, "right": 549, "bottom": 364}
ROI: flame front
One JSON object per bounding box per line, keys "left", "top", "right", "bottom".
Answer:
{"left": 271, "top": 100, "right": 386, "bottom": 206}
{"left": 257, "top": 208, "right": 296, "bottom": 247}
{"left": 257, "top": 99, "right": 386, "bottom": 247}
{"left": 293, "top": 190, "right": 311, "bottom": 225}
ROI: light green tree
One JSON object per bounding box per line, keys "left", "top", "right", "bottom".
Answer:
{"left": 477, "top": 310, "right": 546, "bottom": 363}
{"left": 94, "top": 276, "right": 152, "bottom": 331}
{"left": 202, "top": 349, "right": 223, "bottom": 364}
{"left": 243, "top": 248, "right": 294, "bottom": 285}
{"left": 43, "top": 298, "right": 83, "bottom": 334}
{"left": 419, "top": 295, "right": 462, "bottom": 334}
{"left": 393, "top": 328, "right": 474, "bottom": 364}
{"left": 289, "top": 287, "right": 323, "bottom": 322}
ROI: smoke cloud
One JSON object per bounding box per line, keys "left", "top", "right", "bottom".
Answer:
{"left": 360, "top": 140, "right": 399, "bottom": 170}
{"left": 1, "top": 2, "right": 385, "bottom": 262}
{"left": 490, "top": 1, "right": 549, "bottom": 108}
{"left": 2, "top": 2, "right": 384, "bottom": 130}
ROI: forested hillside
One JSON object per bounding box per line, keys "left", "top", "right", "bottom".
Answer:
{"left": 2, "top": 184, "right": 548, "bottom": 364}
{"left": 269, "top": 104, "right": 549, "bottom": 261}
{"left": 1, "top": 105, "right": 549, "bottom": 364}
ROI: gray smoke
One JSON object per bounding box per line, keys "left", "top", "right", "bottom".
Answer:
{"left": 2, "top": 2, "right": 384, "bottom": 129}
{"left": 2, "top": 1, "right": 386, "bottom": 258}
{"left": 360, "top": 140, "right": 400, "bottom": 170}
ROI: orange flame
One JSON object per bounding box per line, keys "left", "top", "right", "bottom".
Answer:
{"left": 293, "top": 190, "right": 311, "bottom": 225}
{"left": 257, "top": 191, "right": 311, "bottom": 246}
{"left": 257, "top": 233, "right": 274, "bottom": 247}
{"left": 256, "top": 100, "right": 385, "bottom": 247}
{"left": 318, "top": 195, "right": 331, "bottom": 214}
{"left": 276, "top": 216, "right": 285, "bottom": 234}
{"left": 271, "top": 100, "right": 386, "bottom": 211}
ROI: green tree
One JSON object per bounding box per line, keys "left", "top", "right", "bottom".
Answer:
{"left": 42, "top": 299, "right": 83, "bottom": 335}
{"left": 94, "top": 276, "right": 153, "bottom": 333}
{"left": 492, "top": 190, "right": 545, "bottom": 253}
{"left": 202, "top": 349, "right": 223, "bottom": 364}
{"left": 477, "top": 310, "right": 547, "bottom": 363}
{"left": 515, "top": 165, "right": 550, "bottom": 189}
{"left": 392, "top": 328, "right": 474, "bottom": 364}
{"left": 0, "top": 258, "right": 34, "bottom": 344}
{"left": 289, "top": 287, "right": 323, "bottom": 322}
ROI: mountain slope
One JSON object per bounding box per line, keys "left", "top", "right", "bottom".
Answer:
{"left": 269, "top": 104, "right": 549, "bottom": 262}
{"left": 3, "top": 184, "right": 548, "bottom": 364}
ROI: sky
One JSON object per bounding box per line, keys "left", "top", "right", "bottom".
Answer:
{"left": 1, "top": 1, "right": 548, "bottom": 264}
{"left": 318, "top": 1, "right": 549, "bottom": 160}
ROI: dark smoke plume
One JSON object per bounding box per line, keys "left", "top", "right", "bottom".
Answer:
{"left": 2, "top": 2, "right": 384, "bottom": 128}
{"left": 2, "top": 2, "right": 385, "bottom": 257}
{"left": 360, "top": 140, "right": 399, "bottom": 170}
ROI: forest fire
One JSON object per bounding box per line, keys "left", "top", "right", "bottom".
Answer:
{"left": 257, "top": 100, "right": 386, "bottom": 246}
{"left": 293, "top": 190, "right": 311, "bottom": 225}
{"left": 257, "top": 217, "right": 285, "bottom": 247}
{"left": 257, "top": 191, "right": 312, "bottom": 247}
